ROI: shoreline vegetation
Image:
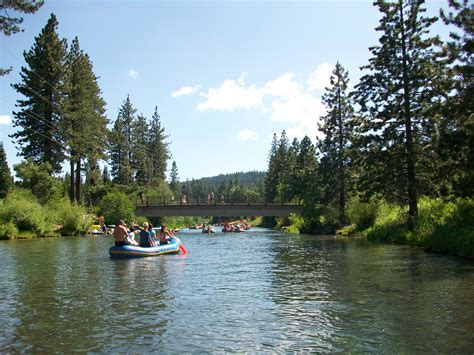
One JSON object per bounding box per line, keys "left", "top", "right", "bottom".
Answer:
{"left": 1, "top": 190, "right": 472, "bottom": 260}
{"left": 1, "top": 2, "right": 472, "bottom": 261}
{"left": 274, "top": 197, "right": 473, "bottom": 259}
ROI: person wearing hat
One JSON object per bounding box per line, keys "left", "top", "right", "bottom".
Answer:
{"left": 138, "top": 222, "right": 156, "bottom": 247}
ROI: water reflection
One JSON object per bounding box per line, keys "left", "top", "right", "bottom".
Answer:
{"left": 267, "top": 234, "right": 474, "bottom": 352}
{"left": 0, "top": 231, "right": 473, "bottom": 352}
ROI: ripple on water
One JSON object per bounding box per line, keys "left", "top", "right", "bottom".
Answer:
{"left": 0, "top": 232, "right": 473, "bottom": 352}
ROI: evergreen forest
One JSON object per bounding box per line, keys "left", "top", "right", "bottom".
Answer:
{"left": 0, "top": 1, "right": 472, "bottom": 257}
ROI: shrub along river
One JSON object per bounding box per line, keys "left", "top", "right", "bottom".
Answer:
{"left": 0, "top": 228, "right": 473, "bottom": 352}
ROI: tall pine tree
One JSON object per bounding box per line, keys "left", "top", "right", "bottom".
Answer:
{"left": 149, "top": 106, "right": 171, "bottom": 185}
{"left": 0, "top": 142, "right": 13, "bottom": 199}
{"left": 352, "top": 0, "right": 439, "bottom": 229}
{"left": 64, "top": 37, "right": 108, "bottom": 202}
{"left": 110, "top": 95, "right": 136, "bottom": 185}
{"left": 11, "top": 13, "right": 68, "bottom": 173}
{"left": 169, "top": 160, "right": 180, "bottom": 195}
{"left": 318, "top": 62, "right": 353, "bottom": 224}
{"left": 264, "top": 133, "right": 280, "bottom": 202}
{"left": 131, "top": 113, "right": 150, "bottom": 186}
{"left": 437, "top": 0, "right": 474, "bottom": 197}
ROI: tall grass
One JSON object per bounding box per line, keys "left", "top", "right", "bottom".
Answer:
{"left": 349, "top": 197, "right": 474, "bottom": 258}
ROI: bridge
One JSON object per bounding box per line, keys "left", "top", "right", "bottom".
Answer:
{"left": 135, "top": 196, "right": 302, "bottom": 217}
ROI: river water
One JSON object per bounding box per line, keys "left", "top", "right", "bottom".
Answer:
{"left": 0, "top": 228, "right": 473, "bottom": 352}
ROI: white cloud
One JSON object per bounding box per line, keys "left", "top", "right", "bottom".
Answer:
{"left": 171, "top": 85, "right": 201, "bottom": 97}
{"left": 128, "top": 69, "right": 139, "bottom": 79}
{"left": 237, "top": 129, "right": 258, "bottom": 141}
{"left": 195, "top": 64, "right": 332, "bottom": 139}
{"left": 270, "top": 93, "right": 326, "bottom": 139}
{"left": 264, "top": 73, "right": 302, "bottom": 99}
{"left": 307, "top": 62, "right": 334, "bottom": 91}
{"left": 0, "top": 115, "right": 11, "bottom": 125}
{"left": 197, "top": 75, "right": 263, "bottom": 111}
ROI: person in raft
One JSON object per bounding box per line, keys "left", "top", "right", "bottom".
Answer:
{"left": 113, "top": 220, "right": 138, "bottom": 246}
{"left": 98, "top": 215, "right": 106, "bottom": 233}
{"left": 139, "top": 222, "right": 156, "bottom": 248}
{"left": 158, "top": 225, "right": 174, "bottom": 245}
{"left": 148, "top": 223, "right": 156, "bottom": 241}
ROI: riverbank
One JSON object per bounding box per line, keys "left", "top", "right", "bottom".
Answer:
{"left": 336, "top": 198, "right": 474, "bottom": 259}
{"left": 0, "top": 189, "right": 93, "bottom": 240}
{"left": 269, "top": 197, "right": 474, "bottom": 259}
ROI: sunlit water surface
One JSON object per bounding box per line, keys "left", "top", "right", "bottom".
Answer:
{"left": 0, "top": 228, "right": 473, "bottom": 352}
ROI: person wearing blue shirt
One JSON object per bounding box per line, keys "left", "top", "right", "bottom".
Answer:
{"left": 139, "top": 222, "right": 155, "bottom": 247}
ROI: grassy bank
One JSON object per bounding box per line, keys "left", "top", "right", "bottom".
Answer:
{"left": 345, "top": 197, "right": 474, "bottom": 258}
{"left": 0, "top": 189, "right": 93, "bottom": 240}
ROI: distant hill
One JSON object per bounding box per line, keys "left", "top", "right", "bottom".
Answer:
{"left": 180, "top": 171, "right": 266, "bottom": 202}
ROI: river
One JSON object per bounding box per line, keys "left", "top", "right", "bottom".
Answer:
{"left": 0, "top": 227, "right": 473, "bottom": 352}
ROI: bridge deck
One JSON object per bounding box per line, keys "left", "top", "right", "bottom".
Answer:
{"left": 135, "top": 203, "right": 302, "bottom": 217}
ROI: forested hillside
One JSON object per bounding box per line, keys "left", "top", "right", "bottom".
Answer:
{"left": 179, "top": 171, "right": 266, "bottom": 204}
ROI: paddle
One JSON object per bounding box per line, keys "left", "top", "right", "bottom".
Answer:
{"left": 179, "top": 243, "right": 188, "bottom": 254}
{"left": 169, "top": 229, "right": 188, "bottom": 254}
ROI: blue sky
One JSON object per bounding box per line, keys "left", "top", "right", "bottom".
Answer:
{"left": 1, "top": 0, "right": 449, "bottom": 180}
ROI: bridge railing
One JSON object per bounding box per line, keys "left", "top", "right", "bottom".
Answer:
{"left": 134, "top": 194, "right": 301, "bottom": 207}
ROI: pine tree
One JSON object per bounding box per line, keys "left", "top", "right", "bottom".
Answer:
{"left": 131, "top": 113, "right": 150, "bottom": 185}
{"left": 10, "top": 13, "right": 68, "bottom": 173}
{"left": 1, "top": 0, "right": 44, "bottom": 75}
{"left": 149, "top": 106, "right": 171, "bottom": 185}
{"left": 286, "top": 137, "right": 300, "bottom": 201}
{"left": 352, "top": 0, "right": 440, "bottom": 229}
{"left": 169, "top": 161, "right": 180, "bottom": 195}
{"left": 64, "top": 37, "right": 108, "bottom": 201}
{"left": 318, "top": 62, "right": 353, "bottom": 224}
{"left": 101, "top": 165, "right": 110, "bottom": 184}
{"left": 437, "top": 0, "right": 474, "bottom": 197}
{"left": 110, "top": 95, "right": 136, "bottom": 184}
{"left": 295, "top": 135, "right": 317, "bottom": 201}
{"left": 274, "top": 130, "right": 290, "bottom": 203}
{"left": 0, "top": 142, "right": 13, "bottom": 198}
{"left": 264, "top": 133, "right": 279, "bottom": 202}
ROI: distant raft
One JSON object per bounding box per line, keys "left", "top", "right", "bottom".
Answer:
{"left": 109, "top": 237, "right": 181, "bottom": 258}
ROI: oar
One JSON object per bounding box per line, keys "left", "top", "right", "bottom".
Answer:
{"left": 179, "top": 243, "right": 188, "bottom": 254}
{"left": 169, "top": 229, "right": 188, "bottom": 254}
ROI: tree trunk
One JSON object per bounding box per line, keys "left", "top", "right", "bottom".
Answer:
{"left": 70, "top": 158, "right": 75, "bottom": 202}
{"left": 89, "top": 158, "right": 96, "bottom": 187}
{"left": 75, "top": 158, "right": 81, "bottom": 203}
{"left": 337, "top": 86, "right": 346, "bottom": 225}
{"left": 400, "top": 2, "right": 418, "bottom": 230}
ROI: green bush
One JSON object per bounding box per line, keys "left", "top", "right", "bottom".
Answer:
{"left": 0, "top": 220, "right": 18, "bottom": 239}
{"left": 51, "top": 198, "right": 94, "bottom": 235}
{"left": 0, "top": 189, "right": 55, "bottom": 236}
{"left": 347, "top": 196, "right": 379, "bottom": 230}
{"left": 422, "top": 199, "right": 474, "bottom": 257}
{"left": 288, "top": 213, "right": 305, "bottom": 231}
{"left": 97, "top": 190, "right": 136, "bottom": 226}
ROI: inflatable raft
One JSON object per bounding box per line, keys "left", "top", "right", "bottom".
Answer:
{"left": 109, "top": 237, "right": 182, "bottom": 258}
